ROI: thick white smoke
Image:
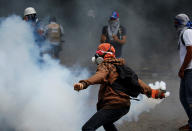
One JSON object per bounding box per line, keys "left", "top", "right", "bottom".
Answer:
{"left": 0, "top": 15, "right": 90, "bottom": 131}
{"left": 125, "top": 95, "right": 162, "bottom": 122}
{"left": 118, "top": 81, "right": 169, "bottom": 124}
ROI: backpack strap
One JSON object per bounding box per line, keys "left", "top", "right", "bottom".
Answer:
{"left": 181, "top": 33, "right": 185, "bottom": 46}
{"left": 180, "top": 28, "right": 192, "bottom": 46}
{"left": 178, "top": 30, "right": 187, "bottom": 50}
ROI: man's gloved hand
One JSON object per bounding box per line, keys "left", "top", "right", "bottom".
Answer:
{"left": 151, "top": 89, "right": 165, "bottom": 99}
{"left": 149, "top": 81, "right": 170, "bottom": 99}
{"left": 74, "top": 83, "right": 84, "bottom": 91}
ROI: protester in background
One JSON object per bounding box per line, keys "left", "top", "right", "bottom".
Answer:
{"left": 100, "top": 11, "right": 126, "bottom": 58}
{"left": 175, "top": 13, "right": 192, "bottom": 131}
{"left": 23, "top": 7, "right": 46, "bottom": 64}
{"left": 44, "top": 16, "right": 64, "bottom": 59}
{"left": 23, "top": 7, "right": 45, "bottom": 44}
{"left": 74, "top": 43, "right": 166, "bottom": 131}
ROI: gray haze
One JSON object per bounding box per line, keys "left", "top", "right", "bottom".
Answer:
{"left": 0, "top": 0, "right": 191, "bottom": 71}
{"left": 0, "top": 0, "right": 192, "bottom": 131}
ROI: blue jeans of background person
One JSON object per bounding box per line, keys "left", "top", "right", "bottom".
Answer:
{"left": 82, "top": 107, "right": 129, "bottom": 131}
{"left": 180, "top": 69, "right": 192, "bottom": 128}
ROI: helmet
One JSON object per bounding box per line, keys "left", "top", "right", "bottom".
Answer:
{"left": 92, "top": 43, "right": 115, "bottom": 64}
{"left": 24, "top": 7, "right": 36, "bottom": 16}
{"left": 110, "top": 11, "right": 119, "bottom": 20}
{"left": 24, "top": 7, "right": 38, "bottom": 22}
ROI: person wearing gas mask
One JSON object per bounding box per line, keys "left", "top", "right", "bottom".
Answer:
{"left": 74, "top": 43, "right": 167, "bottom": 131}
{"left": 23, "top": 7, "right": 45, "bottom": 47}
{"left": 23, "top": 7, "right": 46, "bottom": 64}
{"left": 100, "top": 11, "right": 126, "bottom": 58}
{"left": 44, "top": 16, "right": 64, "bottom": 59}
{"left": 175, "top": 14, "right": 192, "bottom": 131}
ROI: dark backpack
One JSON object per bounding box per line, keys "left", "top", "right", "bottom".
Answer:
{"left": 110, "top": 65, "right": 143, "bottom": 98}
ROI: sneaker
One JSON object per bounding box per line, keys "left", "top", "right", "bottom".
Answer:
{"left": 179, "top": 124, "right": 192, "bottom": 131}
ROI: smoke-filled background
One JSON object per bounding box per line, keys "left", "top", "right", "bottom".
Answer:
{"left": 1, "top": 0, "right": 192, "bottom": 69}
{"left": 0, "top": 0, "right": 192, "bottom": 131}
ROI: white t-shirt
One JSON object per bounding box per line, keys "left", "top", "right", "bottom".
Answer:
{"left": 179, "top": 29, "right": 192, "bottom": 69}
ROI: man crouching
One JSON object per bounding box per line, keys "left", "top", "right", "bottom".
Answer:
{"left": 74, "top": 43, "right": 166, "bottom": 131}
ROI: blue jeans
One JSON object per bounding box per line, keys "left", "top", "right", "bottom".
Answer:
{"left": 180, "top": 69, "right": 192, "bottom": 128}
{"left": 82, "top": 107, "right": 129, "bottom": 131}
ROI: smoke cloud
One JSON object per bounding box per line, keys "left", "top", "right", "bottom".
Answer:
{"left": 0, "top": 15, "right": 91, "bottom": 131}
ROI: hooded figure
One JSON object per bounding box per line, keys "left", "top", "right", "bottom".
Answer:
{"left": 175, "top": 13, "right": 191, "bottom": 34}
{"left": 101, "top": 11, "right": 126, "bottom": 58}
{"left": 74, "top": 43, "right": 166, "bottom": 131}
{"left": 175, "top": 13, "right": 192, "bottom": 131}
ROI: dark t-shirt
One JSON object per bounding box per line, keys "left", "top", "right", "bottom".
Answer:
{"left": 102, "top": 25, "right": 126, "bottom": 58}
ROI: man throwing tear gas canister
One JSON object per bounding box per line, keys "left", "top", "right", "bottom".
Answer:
{"left": 101, "top": 11, "right": 126, "bottom": 58}
{"left": 74, "top": 43, "right": 168, "bottom": 131}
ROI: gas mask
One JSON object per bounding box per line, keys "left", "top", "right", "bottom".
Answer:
{"left": 92, "top": 54, "right": 104, "bottom": 65}
{"left": 91, "top": 50, "right": 113, "bottom": 65}
{"left": 24, "top": 14, "right": 38, "bottom": 23}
